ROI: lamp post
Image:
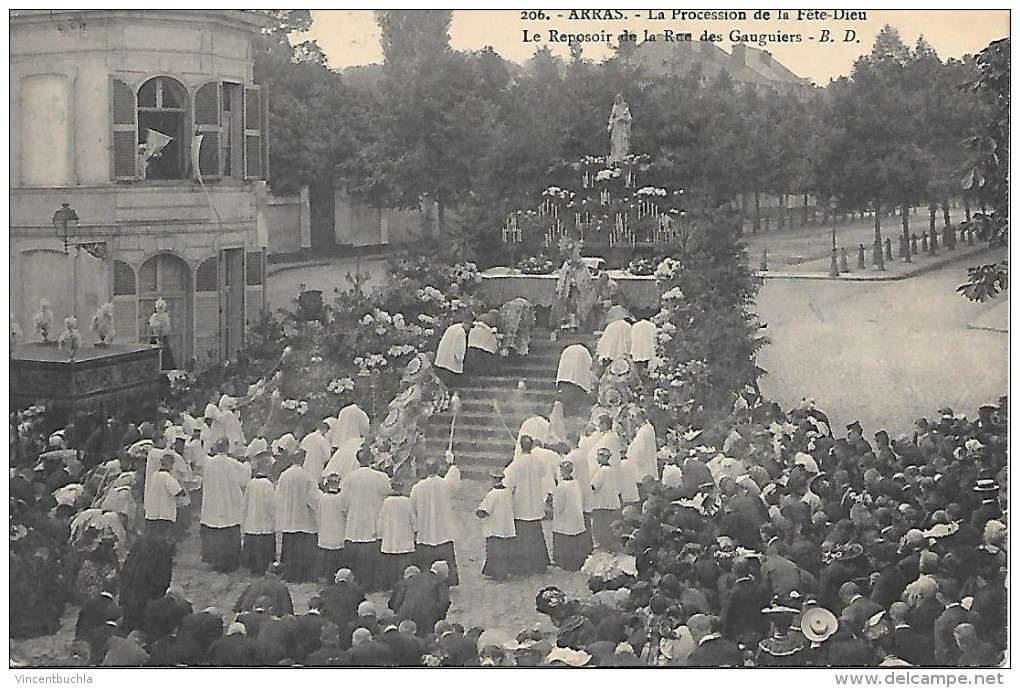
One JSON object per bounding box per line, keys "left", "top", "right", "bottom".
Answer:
{"left": 52, "top": 202, "right": 79, "bottom": 252}
{"left": 51, "top": 202, "right": 108, "bottom": 318}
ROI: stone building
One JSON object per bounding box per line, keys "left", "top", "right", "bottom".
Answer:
{"left": 10, "top": 10, "right": 269, "bottom": 366}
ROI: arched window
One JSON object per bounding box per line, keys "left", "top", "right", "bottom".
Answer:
{"left": 113, "top": 259, "right": 136, "bottom": 295}
{"left": 137, "top": 76, "right": 189, "bottom": 180}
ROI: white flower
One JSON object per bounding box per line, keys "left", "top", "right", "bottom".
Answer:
{"left": 662, "top": 287, "right": 684, "bottom": 301}
{"left": 375, "top": 325, "right": 387, "bottom": 335}
{"left": 310, "top": 355, "right": 323, "bottom": 364}
{"left": 297, "top": 401, "right": 309, "bottom": 415}
{"left": 361, "top": 314, "right": 374, "bottom": 326}
{"left": 393, "top": 314, "right": 406, "bottom": 329}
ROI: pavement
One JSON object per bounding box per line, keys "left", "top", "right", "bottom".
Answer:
{"left": 755, "top": 261, "right": 1009, "bottom": 437}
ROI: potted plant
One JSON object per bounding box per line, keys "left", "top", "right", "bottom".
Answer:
{"left": 149, "top": 298, "right": 177, "bottom": 369}
{"left": 91, "top": 302, "right": 116, "bottom": 347}
{"left": 58, "top": 317, "right": 81, "bottom": 361}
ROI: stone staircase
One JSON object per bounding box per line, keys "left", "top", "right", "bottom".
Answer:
{"left": 422, "top": 329, "right": 597, "bottom": 479}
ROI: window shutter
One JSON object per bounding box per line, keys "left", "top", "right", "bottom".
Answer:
{"left": 110, "top": 77, "right": 137, "bottom": 181}
{"left": 194, "top": 81, "right": 221, "bottom": 179}
{"left": 243, "top": 84, "right": 263, "bottom": 180}
{"left": 261, "top": 86, "right": 270, "bottom": 181}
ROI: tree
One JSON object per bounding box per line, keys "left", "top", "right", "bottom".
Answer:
{"left": 958, "top": 37, "right": 1009, "bottom": 301}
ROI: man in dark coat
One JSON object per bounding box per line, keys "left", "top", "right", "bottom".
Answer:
{"left": 290, "top": 597, "right": 327, "bottom": 663}
{"left": 118, "top": 536, "right": 175, "bottom": 633}
{"left": 721, "top": 558, "right": 770, "bottom": 645}
{"left": 838, "top": 582, "right": 883, "bottom": 638}
{"left": 686, "top": 614, "right": 743, "bottom": 667}
{"left": 434, "top": 620, "right": 479, "bottom": 666}
{"left": 379, "top": 620, "right": 425, "bottom": 666}
{"left": 233, "top": 562, "right": 294, "bottom": 616}
{"left": 304, "top": 622, "right": 348, "bottom": 666}
{"left": 346, "top": 627, "right": 395, "bottom": 666}
{"left": 389, "top": 563, "right": 451, "bottom": 637}
{"left": 74, "top": 586, "right": 120, "bottom": 643}
{"left": 207, "top": 623, "right": 258, "bottom": 666}
{"left": 143, "top": 588, "right": 192, "bottom": 641}
{"left": 320, "top": 568, "right": 366, "bottom": 630}
{"left": 888, "top": 601, "right": 934, "bottom": 666}
{"left": 86, "top": 619, "right": 124, "bottom": 666}
{"left": 933, "top": 594, "right": 975, "bottom": 666}
{"left": 954, "top": 623, "right": 1002, "bottom": 667}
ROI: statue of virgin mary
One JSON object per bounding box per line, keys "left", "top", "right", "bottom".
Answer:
{"left": 607, "top": 93, "right": 632, "bottom": 163}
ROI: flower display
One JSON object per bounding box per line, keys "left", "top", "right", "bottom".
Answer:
{"left": 90, "top": 302, "right": 116, "bottom": 345}
{"left": 149, "top": 298, "right": 172, "bottom": 337}
{"left": 33, "top": 299, "right": 54, "bottom": 343}
{"left": 58, "top": 316, "right": 81, "bottom": 360}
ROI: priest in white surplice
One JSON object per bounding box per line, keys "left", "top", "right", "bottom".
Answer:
{"left": 409, "top": 452, "right": 462, "bottom": 585}
{"left": 327, "top": 404, "right": 370, "bottom": 449}
{"left": 596, "top": 319, "right": 632, "bottom": 368}
{"left": 300, "top": 418, "right": 332, "bottom": 483}
{"left": 514, "top": 415, "right": 550, "bottom": 460}
{"left": 556, "top": 343, "right": 594, "bottom": 414}
{"left": 324, "top": 436, "right": 363, "bottom": 481}
{"left": 630, "top": 318, "right": 657, "bottom": 369}
{"left": 338, "top": 446, "right": 392, "bottom": 591}
{"left": 276, "top": 454, "right": 320, "bottom": 583}
{"left": 434, "top": 315, "right": 474, "bottom": 387}
{"left": 199, "top": 437, "right": 249, "bottom": 573}
{"left": 466, "top": 319, "right": 499, "bottom": 374}
{"left": 503, "top": 435, "right": 551, "bottom": 574}
{"left": 626, "top": 409, "right": 659, "bottom": 482}
{"left": 587, "top": 413, "right": 623, "bottom": 475}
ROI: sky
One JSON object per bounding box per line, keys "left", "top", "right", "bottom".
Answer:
{"left": 300, "top": 9, "right": 1009, "bottom": 84}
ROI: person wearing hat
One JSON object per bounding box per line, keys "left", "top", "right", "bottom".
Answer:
{"left": 476, "top": 471, "right": 516, "bottom": 581}
{"left": 199, "top": 436, "right": 248, "bottom": 572}
{"left": 551, "top": 460, "right": 591, "bottom": 571}
{"left": 503, "top": 435, "right": 552, "bottom": 574}
{"left": 300, "top": 419, "right": 333, "bottom": 483}
{"left": 240, "top": 453, "right": 276, "bottom": 575}
{"left": 275, "top": 451, "right": 320, "bottom": 583}
{"left": 143, "top": 452, "right": 184, "bottom": 539}
{"left": 409, "top": 452, "right": 461, "bottom": 585}
{"left": 970, "top": 478, "right": 1002, "bottom": 531}
{"left": 801, "top": 605, "right": 839, "bottom": 663}
{"left": 338, "top": 445, "right": 391, "bottom": 591}
{"left": 316, "top": 472, "right": 347, "bottom": 581}
{"left": 846, "top": 420, "right": 872, "bottom": 457}
{"left": 756, "top": 597, "right": 808, "bottom": 666}
{"left": 819, "top": 542, "right": 865, "bottom": 612}
{"left": 377, "top": 478, "right": 417, "bottom": 589}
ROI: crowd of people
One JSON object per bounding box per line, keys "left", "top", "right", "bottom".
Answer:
{"left": 10, "top": 304, "right": 1009, "bottom": 668}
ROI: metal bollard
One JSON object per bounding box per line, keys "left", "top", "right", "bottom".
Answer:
{"left": 857, "top": 244, "right": 867, "bottom": 269}
{"left": 840, "top": 248, "right": 850, "bottom": 273}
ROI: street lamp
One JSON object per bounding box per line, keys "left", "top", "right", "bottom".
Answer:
{"left": 52, "top": 202, "right": 79, "bottom": 253}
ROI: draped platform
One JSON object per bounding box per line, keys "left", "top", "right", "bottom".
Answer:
{"left": 11, "top": 342, "right": 162, "bottom": 421}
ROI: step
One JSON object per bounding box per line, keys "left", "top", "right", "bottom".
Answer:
{"left": 423, "top": 436, "right": 516, "bottom": 455}
{"left": 467, "top": 376, "right": 558, "bottom": 391}
{"left": 456, "top": 386, "right": 557, "bottom": 400}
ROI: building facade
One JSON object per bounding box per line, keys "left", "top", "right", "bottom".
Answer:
{"left": 10, "top": 10, "right": 269, "bottom": 366}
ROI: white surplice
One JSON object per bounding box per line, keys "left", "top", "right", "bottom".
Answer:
{"left": 328, "top": 404, "right": 370, "bottom": 448}
{"left": 630, "top": 319, "right": 657, "bottom": 363}
{"left": 556, "top": 344, "right": 594, "bottom": 392}
{"left": 275, "top": 464, "right": 319, "bottom": 534}
{"left": 241, "top": 476, "right": 276, "bottom": 535}
{"left": 200, "top": 453, "right": 249, "bottom": 528}
{"left": 468, "top": 321, "right": 499, "bottom": 354}
{"left": 324, "top": 437, "right": 363, "bottom": 481}
{"left": 317, "top": 490, "right": 347, "bottom": 549}
{"left": 409, "top": 466, "right": 461, "bottom": 546}
{"left": 435, "top": 323, "right": 469, "bottom": 374}
{"left": 596, "top": 319, "right": 632, "bottom": 361}
{"left": 300, "top": 429, "right": 331, "bottom": 482}
{"left": 338, "top": 466, "right": 391, "bottom": 542}
{"left": 503, "top": 451, "right": 550, "bottom": 522}
{"left": 626, "top": 421, "right": 658, "bottom": 481}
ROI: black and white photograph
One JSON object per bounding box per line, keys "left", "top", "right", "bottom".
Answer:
{"left": 7, "top": 8, "right": 1011, "bottom": 674}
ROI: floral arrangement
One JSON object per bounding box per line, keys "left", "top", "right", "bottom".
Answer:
{"left": 280, "top": 398, "right": 309, "bottom": 416}
{"left": 33, "top": 299, "right": 54, "bottom": 343}
{"left": 58, "top": 316, "right": 81, "bottom": 360}
{"left": 90, "top": 302, "right": 116, "bottom": 346}
{"left": 625, "top": 256, "right": 660, "bottom": 276}
{"left": 517, "top": 255, "right": 556, "bottom": 275}
{"left": 327, "top": 377, "right": 356, "bottom": 395}
{"left": 148, "top": 298, "right": 172, "bottom": 337}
